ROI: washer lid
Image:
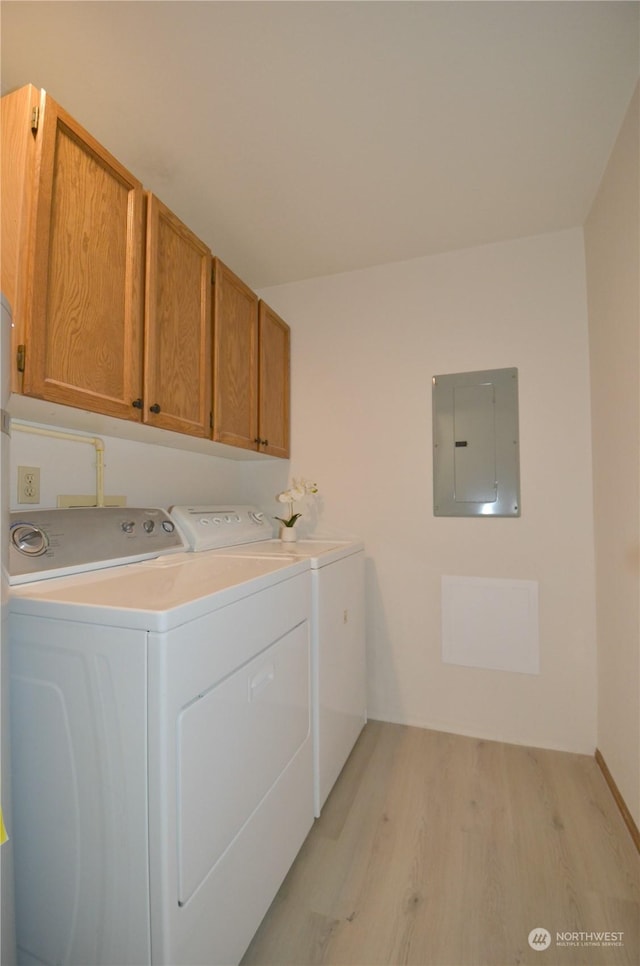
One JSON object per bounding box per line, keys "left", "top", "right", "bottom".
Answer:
{"left": 208, "top": 538, "right": 364, "bottom": 568}
{"left": 9, "top": 551, "right": 309, "bottom": 631}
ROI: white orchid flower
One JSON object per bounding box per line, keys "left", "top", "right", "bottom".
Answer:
{"left": 275, "top": 477, "right": 319, "bottom": 527}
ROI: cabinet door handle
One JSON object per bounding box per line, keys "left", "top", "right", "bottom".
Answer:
{"left": 132, "top": 398, "right": 143, "bottom": 409}
{"left": 149, "top": 403, "right": 161, "bottom": 414}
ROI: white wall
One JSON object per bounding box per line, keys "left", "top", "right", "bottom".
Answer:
{"left": 585, "top": 84, "right": 640, "bottom": 826}
{"left": 259, "top": 228, "right": 598, "bottom": 754}
{"left": 8, "top": 424, "right": 291, "bottom": 519}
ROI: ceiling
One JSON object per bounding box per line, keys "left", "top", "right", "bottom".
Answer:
{"left": 2, "top": 1, "right": 638, "bottom": 289}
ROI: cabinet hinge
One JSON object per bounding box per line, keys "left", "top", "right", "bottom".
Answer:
{"left": 16, "top": 344, "right": 26, "bottom": 372}
{"left": 30, "top": 106, "right": 40, "bottom": 133}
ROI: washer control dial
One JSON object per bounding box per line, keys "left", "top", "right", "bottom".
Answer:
{"left": 11, "top": 524, "right": 49, "bottom": 556}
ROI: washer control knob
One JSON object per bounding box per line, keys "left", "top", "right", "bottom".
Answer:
{"left": 11, "top": 524, "right": 48, "bottom": 556}
{"left": 161, "top": 520, "right": 175, "bottom": 533}
{"left": 121, "top": 521, "right": 135, "bottom": 533}
{"left": 143, "top": 520, "right": 155, "bottom": 533}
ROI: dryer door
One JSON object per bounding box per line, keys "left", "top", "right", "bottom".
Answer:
{"left": 176, "top": 620, "right": 310, "bottom": 904}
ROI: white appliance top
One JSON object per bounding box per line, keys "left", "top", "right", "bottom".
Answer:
{"left": 170, "top": 505, "right": 363, "bottom": 566}
{"left": 8, "top": 504, "right": 309, "bottom": 631}
{"left": 8, "top": 504, "right": 359, "bottom": 630}
{"left": 9, "top": 550, "right": 309, "bottom": 632}
{"left": 208, "top": 539, "right": 363, "bottom": 568}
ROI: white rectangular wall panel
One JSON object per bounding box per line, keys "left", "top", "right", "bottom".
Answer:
{"left": 441, "top": 575, "right": 539, "bottom": 674}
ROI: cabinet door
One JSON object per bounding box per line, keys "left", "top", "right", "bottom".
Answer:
{"left": 144, "top": 195, "right": 211, "bottom": 438}
{"left": 258, "top": 301, "right": 290, "bottom": 459}
{"left": 212, "top": 259, "right": 259, "bottom": 450}
{"left": 24, "top": 92, "right": 145, "bottom": 419}
{"left": 0, "top": 84, "right": 40, "bottom": 394}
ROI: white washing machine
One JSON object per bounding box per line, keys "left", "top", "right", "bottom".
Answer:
{"left": 171, "top": 506, "right": 367, "bottom": 816}
{"left": 8, "top": 507, "right": 313, "bottom": 966}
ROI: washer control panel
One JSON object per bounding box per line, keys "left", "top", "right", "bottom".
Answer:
{"left": 170, "top": 505, "right": 273, "bottom": 551}
{"left": 9, "top": 507, "right": 185, "bottom": 584}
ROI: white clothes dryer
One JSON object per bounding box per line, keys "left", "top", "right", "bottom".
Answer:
{"left": 171, "top": 506, "right": 367, "bottom": 816}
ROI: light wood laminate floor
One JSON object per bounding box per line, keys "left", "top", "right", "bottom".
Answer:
{"left": 242, "top": 721, "right": 640, "bottom": 966}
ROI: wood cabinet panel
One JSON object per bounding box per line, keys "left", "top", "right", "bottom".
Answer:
{"left": 258, "top": 302, "right": 290, "bottom": 459}
{"left": 144, "top": 195, "right": 211, "bottom": 437}
{"left": 0, "top": 84, "right": 40, "bottom": 393}
{"left": 24, "top": 93, "right": 145, "bottom": 419}
{"left": 212, "top": 259, "right": 259, "bottom": 450}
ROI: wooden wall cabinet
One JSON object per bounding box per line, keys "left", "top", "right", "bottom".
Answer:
{"left": 211, "top": 259, "right": 259, "bottom": 451}
{"left": 212, "top": 259, "right": 290, "bottom": 458}
{"left": 144, "top": 194, "right": 211, "bottom": 438}
{"left": 257, "top": 300, "right": 290, "bottom": 460}
{"left": 1, "top": 85, "right": 145, "bottom": 418}
{"left": 2, "top": 84, "right": 290, "bottom": 456}
{"left": 1, "top": 86, "right": 212, "bottom": 440}
{"left": 1, "top": 84, "right": 39, "bottom": 395}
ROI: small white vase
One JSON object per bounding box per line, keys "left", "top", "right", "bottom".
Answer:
{"left": 279, "top": 526, "right": 298, "bottom": 543}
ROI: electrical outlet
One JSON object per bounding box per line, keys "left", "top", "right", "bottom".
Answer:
{"left": 18, "top": 465, "right": 40, "bottom": 504}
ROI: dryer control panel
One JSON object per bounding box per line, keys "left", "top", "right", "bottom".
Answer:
{"left": 170, "top": 505, "right": 274, "bottom": 552}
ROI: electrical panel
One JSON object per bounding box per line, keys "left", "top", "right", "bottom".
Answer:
{"left": 433, "top": 367, "right": 520, "bottom": 517}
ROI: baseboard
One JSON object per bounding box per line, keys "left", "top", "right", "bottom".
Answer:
{"left": 367, "top": 711, "right": 594, "bottom": 756}
{"left": 595, "top": 748, "right": 640, "bottom": 852}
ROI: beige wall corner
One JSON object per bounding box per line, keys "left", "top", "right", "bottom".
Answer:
{"left": 585, "top": 83, "right": 640, "bottom": 829}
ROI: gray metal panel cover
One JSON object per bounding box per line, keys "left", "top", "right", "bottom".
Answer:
{"left": 433, "top": 367, "right": 520, "bottom": 517}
